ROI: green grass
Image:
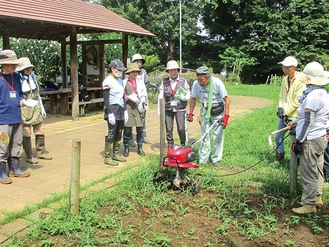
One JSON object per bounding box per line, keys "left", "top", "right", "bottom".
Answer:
{"left": 3, "top": 83, "right": 329, "bottom": 246}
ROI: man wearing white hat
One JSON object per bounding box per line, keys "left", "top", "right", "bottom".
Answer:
{"left": 16, "top": 57, "right": 52, "bottom": 164}
{"left": 131, "top": 53, "right": 150, "bottom": 144}
{"left": 288, "top": 61, "right": 329, "bottom": 214}
{"left": 275, "top": 56, "right": 306, "bottom": 165}
{"left": 159, "top": 60, "right": 190, "bottom": 147}
{"left": 0, "top": 50, "right": 30, "bottom": 184}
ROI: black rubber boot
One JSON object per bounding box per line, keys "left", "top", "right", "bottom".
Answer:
{"left": 0, "top": 162, "right": 12, "bottom": 184}
{"left": 36, "top": 135, "right": 52, "bottom": 160}
{"left": 276, "top": 152, "right": 285, "bottom": 165}
{"left": 104, "top": 136, "right": 118, "bottom": 166}
{"left": 8, "top": 158, "right": 30, "bottom": 178}
{"left": 137, "top": 144, "right": 145, "bottom": 156}
{"left": 123, "top": 145, "right": 129, "bottom": 157}
{"left": 113, "top": 140, "right": 126, "bottom": 162}
{"left": 23, "top": 137, "right": 38, "bottom": 164}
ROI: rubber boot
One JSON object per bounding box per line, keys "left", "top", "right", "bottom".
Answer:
{"left": 276, "top": 151, "right": 284, "bottom": 164}
{"left": 137, "top": 143, "right": 145, "bottom": 156}
{"left": 36, "top": 135, "right": 52, "bottom": 160}
{"left": 123, "top": 145, "right": 129, "bottom": 157}
{"left": 129, "top": 132, "right": 136, "bottom": 147}
{"left": 8, "top": 158, "right": 30, "bottom": 178}
{"left": 113, "top": 140, "right": 126, "bottom": 162}
{"left": 292, "top": 205, "right": 316, "bottom": 214}
{"left": 104, "top": 136, "right": 118, "bottom": 166}
{"left": 0, "top": 162, "right": 12, "bottom": 184}
{"left": 23, "top": 137, "right": 38, "bottom": 164}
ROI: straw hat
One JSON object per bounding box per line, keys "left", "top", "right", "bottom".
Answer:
{"left": 16, "top": 57, "right": 34, "bottom": 71}
{"left": 165, "top": 60, "right": 180, "bottom": 71}
{"left": 131, "top": 54, "right": 145, "bottom": 64}
{"left": 0, "top": 49, "right": 20, "bottom": 65}
{"left": 296, "top": 61, "right": 329, "bottom": 86}
{"left": 126, "top": 63, "right": 141, "bottom": 74}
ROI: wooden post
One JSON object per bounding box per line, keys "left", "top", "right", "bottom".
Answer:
{"left": 3, "top": 28, "right": 10, "bottom": 49}
{"left": 159, "top": 98, "right": 166, "bottom": 168}
{"left": 70, "top": 139, "right": 81, "bottom": 215}
{"left": 122, "top": 33, "right": 128, "bottom": 66}
{"left": 99, "top": 43, "right": 105, "bottom": 84}
{"left": 70, "top": 27, "right": 79, "bottom": 120}
{"left": 290, "top": 135, "right": 298, "bottom": 197}
{"left": 60, "top": 37, "right": 67, "bottom": 88}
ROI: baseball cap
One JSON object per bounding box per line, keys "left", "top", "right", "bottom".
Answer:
{"left": 195, "top": 66, "right": 210, "bottom": 75}
{"left": 278, "top": 56, "right": 298, "bottom": 67}
{"left": 110, "top": 59, "right": 127, "bottom": 71}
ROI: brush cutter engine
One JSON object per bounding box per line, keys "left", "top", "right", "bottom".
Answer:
{"left": 153, "top": 145, "right": 202, "bottom": 193}
{"left": 165, "top": 146, "right": 197, "bottom": 167}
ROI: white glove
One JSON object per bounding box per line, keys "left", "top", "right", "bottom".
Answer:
{"left": 128, "top": 93, "right": 139, "bottom": 103}
{"left": 108, "top": 113, "right": 116, "bottom": 125}
{"left": 124, "top": 111, "right": 129, "bottom": 124}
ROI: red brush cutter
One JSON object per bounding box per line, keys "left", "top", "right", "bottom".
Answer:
{"left": 153, "top": 116, "right": 224, "bottom": 193}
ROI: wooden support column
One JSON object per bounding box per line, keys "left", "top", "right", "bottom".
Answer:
{"left": 122, "top": 33, "right": 128, "bottom": 66}
{"left": 99, "top": 43, "right": 105, "bottom": 84}
{"left": 3, "top": 28, "right": 10, "bottom": 49}
{"left": 70, "top": 27, "right": 79, "bottom": 120}
{"left": 61, "top": 37, "right": 67, "bottom": 88}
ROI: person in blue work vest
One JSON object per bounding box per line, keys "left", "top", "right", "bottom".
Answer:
{"left": 158, "top": 60, "right": 190, "bottom": 147}
{"left": 188, "top": 66, "right": 230, "bottom": 168}
{"left": 0, "top": 50, "right": 30, "bottom": 184}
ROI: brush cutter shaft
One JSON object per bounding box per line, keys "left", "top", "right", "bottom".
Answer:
{"left": 191, "top": 117, "right": 223, "bottom": 147}
{"left": 268, "top": 126, "right": 290, "bottom": 148}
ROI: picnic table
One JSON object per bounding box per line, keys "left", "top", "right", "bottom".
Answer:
{"left": 40, "top": 87, "right": 103, "bottom": 115}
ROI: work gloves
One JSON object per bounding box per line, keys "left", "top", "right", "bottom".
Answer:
{"left": 187, "top": 113, "right": 194, "bottom": 122}
{"left": 276, "top": 107, "right": 284, "bottom": 119}
{"left": 124, "top": 111, "right": 129, "bottom": 124}
{"left": 128, "top": 93, "right": 139, "bottom": 103}
{"left": 291, "top": 140, "right": 303, "bottom": 155}
{"left": 108, "top": 112, "right": 128, "bottom": 125}
{"left": 108, "top": 113, "right": 116, "bottom": 125}
{"left": 223, "top": 114, "right": 230, "bottom": 129}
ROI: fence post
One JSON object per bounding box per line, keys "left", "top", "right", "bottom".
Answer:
{"left": 159, "top": 98, "right": 166, "bottom": 167}
{"left": 70, "top": 139, "right": 81, "bottom": 215}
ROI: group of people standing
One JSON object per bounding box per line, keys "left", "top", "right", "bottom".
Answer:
{"left": 274, "top": 56, "right": 329, "bottom": 214}
{"left": 102, "top": 56, "right": 230, "bottom": 169}
{"left": 0, "top": 49, "right": 51, "bottom": 185}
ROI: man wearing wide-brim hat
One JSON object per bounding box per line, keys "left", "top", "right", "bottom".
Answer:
{"left": 288, "top": 61, "right": 329, "bottom": 214}
{"left": 0, "top": 50, "right": 30, "bottom": 184}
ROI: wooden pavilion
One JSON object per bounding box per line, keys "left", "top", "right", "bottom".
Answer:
{"left": 0, "top": 0, "right": 154, "bottom": 119}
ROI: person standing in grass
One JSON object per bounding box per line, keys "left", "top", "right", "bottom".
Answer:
{"left": 288, "top": 61, "right": 329, "bottom": 214}
{"left": 188, "top": 66, "right": 230, "bottom": 168}
{"left": 159, "top": 60, "right": 190, "bottom": 147}
{"left": 275, "top": 56, "right": 306, "bottom": 164}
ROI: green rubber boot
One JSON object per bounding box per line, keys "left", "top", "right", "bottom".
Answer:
{"left": 104, "top": 136, "right": 118, "bottom": 166}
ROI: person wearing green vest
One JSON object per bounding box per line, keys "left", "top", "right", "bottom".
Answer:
{"left": 188, "top": 66, "right": 230, "bottom": 168}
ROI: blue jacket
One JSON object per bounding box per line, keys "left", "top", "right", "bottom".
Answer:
{"left": 0, "top": 72, "right": 23, "bottom": 124}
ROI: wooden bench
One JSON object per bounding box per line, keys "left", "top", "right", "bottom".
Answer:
{"left": 68, "top": 98, "right": 104, "bottom": 115}
{"left": 69, "top": 101, "right": 93, "bottom": 115}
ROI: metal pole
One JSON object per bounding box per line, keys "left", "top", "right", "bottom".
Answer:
{"left": 179, "top": 0, "right": 182, "bottom": 74}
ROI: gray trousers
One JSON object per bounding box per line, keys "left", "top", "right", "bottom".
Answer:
{"left": 300, "top": 136, "right": 327, "bottom": 205}
{"left": 165, "top": 110, "right": 186, "bottom": 146}
{"left": 0, "top": 123, "right": 23, "bottom": 163}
